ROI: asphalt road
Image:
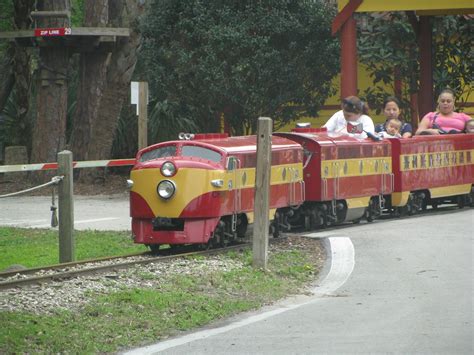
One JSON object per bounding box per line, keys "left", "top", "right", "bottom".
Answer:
{"left": 1, "top": 196, "right": 473, "bottom": 353}
{"left": 0, "top": 194, "right": 131, "bottom": 230}
{"left": 127, "top": 208, "right": 474, "bottom": 355}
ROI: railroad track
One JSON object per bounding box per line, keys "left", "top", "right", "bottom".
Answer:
{"left": 288, "top": 204, "right": 471, "bottom": 238}
{"left": 0, "top": 244, "right": 249, "bottom": 290}
{"left": 1, "top": 205, "right": 469, "bottom": 291}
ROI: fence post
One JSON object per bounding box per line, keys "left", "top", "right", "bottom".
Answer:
{"left": 253, "top": 117, "right": 272, "bottom": 269}
{"left": 57, "top": 150, "right": 75, "bottom": 263}
{"left": 138, "top": 81, "right": 148, "bottom": 150}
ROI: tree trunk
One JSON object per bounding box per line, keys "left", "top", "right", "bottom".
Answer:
{"left": 31, "top": 0, "right": 71, "bottom": 164}
{"left": 69, "top": 0, "right": 109, "bottom": 162}
{"left": 0, "top": 45, "right": 15, "bottom": 113}
{"left": 0, "top": 0, "right": 35, "bottom": 120}
{"left": 86, "top": 0, "right": 143, "bottom": 160}
{"left": 13, "top": 1, "right": 35, "bottom": 148}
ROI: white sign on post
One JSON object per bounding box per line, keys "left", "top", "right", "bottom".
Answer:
{"left": 131, "top": 81, "right": 140, "bottom": 115}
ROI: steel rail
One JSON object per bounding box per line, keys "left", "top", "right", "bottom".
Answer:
{"left": 0, "top": 244, "right": 249, "bottom": 290}
{"left": 0, "top": 251, "right": 150, "bottom": 279}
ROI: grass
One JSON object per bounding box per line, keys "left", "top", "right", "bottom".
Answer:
{"left": 0, "top": 246, "right": 322, "bottom": 353}
{"left": 0, "top": 227, "right": 147, "bottom": 270}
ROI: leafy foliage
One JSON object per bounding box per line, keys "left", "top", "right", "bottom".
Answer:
{"left": 432, "top": 16, "right": 473, "bottom": 104}
{"left": 140, "top": 0, "right": 340, "bottom": 136}
{"left": 358, "top": 13, "right": 473, "bottom": 117}
{"left": 0, "top": 0, "right": 13, "bottom": 32}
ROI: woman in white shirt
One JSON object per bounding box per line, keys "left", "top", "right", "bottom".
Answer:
{"left": 323, "top": 96, "right": 375, "bottom": 139}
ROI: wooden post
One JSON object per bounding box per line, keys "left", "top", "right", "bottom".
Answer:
{"left": 340, "top": 15, "right": 358, "bottom": 98}
{"left": 253, "top": 117, "right": 272, "bottom": 269}
{"left": 418, "top": 16, "right": 434, "bottom": 118}
{"left": 138, "top": 82, "right": 148, "bottom": 150}
{"left": 57, "top": 150, "right": 75, "bottom": 263}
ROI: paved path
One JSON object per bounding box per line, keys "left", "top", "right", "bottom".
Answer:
{"left": 0, "top": 194, "right": 130, "bottom": 230}
{"left": 126, "top": 209, "right": 474, "bottom": 355}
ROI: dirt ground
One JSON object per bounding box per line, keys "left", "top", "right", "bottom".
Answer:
{"left": 0, "top": 173, "right": 129, "bottom": 197}
{"left": 271, "top": 234, "right": 326, "bottom": 270}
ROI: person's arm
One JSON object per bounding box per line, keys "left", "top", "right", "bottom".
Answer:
{"left": 460, "top": 112, "right": 473, "bottom": 121}
{"left": 362, "top": 116, "right": 375, "bottom": 134}
{"left": 401, "top": 123, "right": 413, "bottom": 138}
{"left": 323, "top": 111, "right": 339, "bottom": 132}
{"left": 374, "top": 123, "right": 384, "bottom": 133}
{"left": 415, "top": 114, "right": 440, "bottom": 135}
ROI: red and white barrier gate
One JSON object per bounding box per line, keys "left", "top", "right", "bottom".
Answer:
{"left": 0, "top": 158, "right": 136, "bottom": 173}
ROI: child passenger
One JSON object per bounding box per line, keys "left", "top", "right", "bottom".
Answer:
{"left": 377, "top": 117, "right": 402, "bottom": 138}
{"left": 465, "top": 119, "right": 474, "bottom": 134}
{"left": 375, "top": 96, "right": 412, "bottom": 138}
{"left": 323, "top": 96, "right": 375, "bottom": 139}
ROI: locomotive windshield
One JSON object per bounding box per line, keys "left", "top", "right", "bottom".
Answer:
{"left": 182, "top": 145, "right": 222, "bottom": 163}
{"left": 139, "top": 145, "right": 177, "bottom": 162}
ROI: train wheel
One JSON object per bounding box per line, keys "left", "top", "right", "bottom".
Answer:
{"left": 457, "top": 196, "right": 466, "bottom": 209}
{"left": 304, "top": 215, "right": 311, "bottom": 231}
{"left": 270, "top": 223, "right": 280, "bottom": 238}
{"left": 366, "top": 210, "right": 374, "bottom": 222}
{"left": 311, "top": 208, "right": 327, "bottom": 229}
{"left": 148, "top": 244, "right": 160, "bottom": 254}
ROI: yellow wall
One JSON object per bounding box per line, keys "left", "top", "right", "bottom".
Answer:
{"left": 278, "top": 64, "right": 389, "bottom": 132}
{"left": 337, "top": 0, "right": 473, "bottom": 13}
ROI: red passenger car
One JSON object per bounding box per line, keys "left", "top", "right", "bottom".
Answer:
{"left": 275, "top": 127, "right": 393, "bottom": 228}
{"left": 389, "top": 134, "right": 474, "bottom": 212}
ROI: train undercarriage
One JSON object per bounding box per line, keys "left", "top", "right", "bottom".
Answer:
{"left": 146, "top": 186, "right": 473, "bottom": 253}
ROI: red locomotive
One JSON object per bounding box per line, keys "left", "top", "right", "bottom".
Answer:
{"left": 129, "top": 128, "right": 474, "bottom": 251}
{"left": 129, "top": 133, "right": 304, "bottom": 251}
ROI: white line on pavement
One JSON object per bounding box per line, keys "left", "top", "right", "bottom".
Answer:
{"left": 8, "top": 217, "right": 122, "bottom": 229}
{"left": 123, "top": 236, "right": 355, "bottom": 355}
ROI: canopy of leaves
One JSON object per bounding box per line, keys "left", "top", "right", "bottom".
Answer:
{"left": 358, "top": 13, "right": 473, "bottom": 116}
{"left": 140, "top": 0, "right": 339, "bottom": 136}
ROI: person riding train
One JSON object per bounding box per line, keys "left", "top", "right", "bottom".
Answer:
{"left": 377, "top": 117, "right": 402, "bottom": 138}
{"left": 375, "top": 96, "right": 412, "bottom": 138}
{"left": 415, "top": 88, "right": 472, "bottom": 135}
{"left": 464, "top": 119, "right": 474, "bottom": 134}
{"left": 323, "top": 96, "right": 375, "bottom": 139}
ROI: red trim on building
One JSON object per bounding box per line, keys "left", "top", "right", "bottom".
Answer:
{"left": 340, "top": 16, "right": 358, "bottom": 98}
{"left": 418, "top": 16, "right": 434, "bottom": 118}
{"left": 331, "top": 0, "right": 363, "bottom": 36}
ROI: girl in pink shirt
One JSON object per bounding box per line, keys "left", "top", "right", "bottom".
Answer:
{"left": 415, "top": 88, "right": 472, "bottom": 135}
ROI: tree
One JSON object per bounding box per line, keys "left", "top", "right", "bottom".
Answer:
{"left": 0, "top": 0, "right": 14, "bottom": 114}
{"left": 0, "top": 0, "right": 35, "bottom": 149}
{"left": 70, "top": 0, "right": 144, "bottom": 165}
{"left": 31, "top": 0, "right": 71, "bottom": 164}
{"left": 358, "top": 13, "right": 473, "bottom": 121}
{"left": 85, "top": 0, "right": 144, "bottom": 161}
{"left": 69, "top": 0, "right": 110, "bottom": 162}
{"left": 140, "top": 0, "right": 340, "bottom": 137}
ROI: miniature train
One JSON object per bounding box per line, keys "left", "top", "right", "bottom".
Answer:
{"left": 128, "top": 128, "right": 474, "bottom": 251}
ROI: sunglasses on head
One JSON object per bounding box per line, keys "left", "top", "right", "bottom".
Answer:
{"left": 343, "top": 99, "right": 364, "bottom": 113}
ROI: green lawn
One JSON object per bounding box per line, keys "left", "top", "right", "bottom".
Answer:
{"left": 0, "top": 247, "right": 321, "bottom": 353}
{"left": 0, "top": 227, "right": 147, "bottom": 270}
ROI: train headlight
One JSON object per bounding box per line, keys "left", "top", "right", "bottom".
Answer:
{"left": 161, "top": 161, "right": 176, "bottom": 177}
{"left": 157, "top": 180, "right": 176, "bottom": 200}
